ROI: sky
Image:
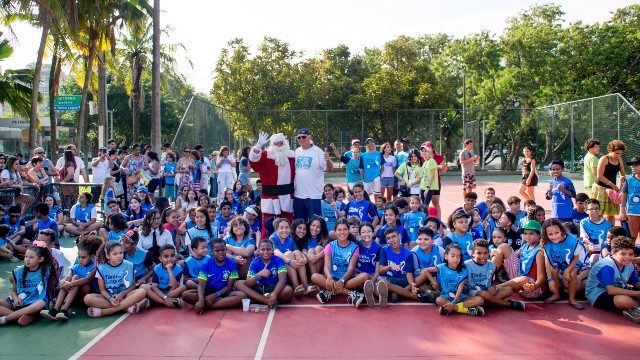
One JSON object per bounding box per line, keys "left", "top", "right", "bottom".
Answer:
{"left": 0, "top": 0, "right": 637, "bottom": 94}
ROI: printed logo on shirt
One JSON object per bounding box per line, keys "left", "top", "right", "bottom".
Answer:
{"left": 296, "top": 156, "right": 313, "bottom": 170}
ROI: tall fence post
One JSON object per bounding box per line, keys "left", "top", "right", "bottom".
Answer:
{"left": 571, "top": 105, "right": 575, "bottom": 173}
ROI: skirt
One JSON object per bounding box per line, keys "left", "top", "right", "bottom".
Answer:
{"left": 589, "top": 183, "right": 619, "bottom": 216}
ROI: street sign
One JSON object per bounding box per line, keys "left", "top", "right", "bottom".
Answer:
{"left": 54, "top": 95, "right": 82, "bottom": 111}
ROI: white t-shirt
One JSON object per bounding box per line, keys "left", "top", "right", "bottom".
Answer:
{"left": 91, "top": 158, "right": 110, "bottom": 184}
{"left": 381, "top": 155, "right": 397, "bottom": 177}
{"left": 56, "top": 156, "right": 86, "bottom": 183}
{"left": 137, "top": 228, "right": 174, "bottom": 251}
{"left": 294, "top": 145, "right": 327, "bottom": 199}
{"left": 217, "top": 155, "right": 235, "bottom": 174}
{"left": 52, "top": 248, "right": 66, "bottom": 282}
{"left": 201, "top": 156, "right": 211, "bottom": 177}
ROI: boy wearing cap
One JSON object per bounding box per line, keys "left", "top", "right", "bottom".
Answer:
{"left": 361, "top": 138, "right": 383, "bottom": 197}
{"left": 294, "top": 128, "right": 332, "bottom": 220}
{"left": 459, "top": 139, "right": 480, "bottom": 199}
{"left": 620, "top": 156, "right": 640, "bottom": 238}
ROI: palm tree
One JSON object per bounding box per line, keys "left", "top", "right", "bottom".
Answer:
{"left": 0, "top": 33, "right": 39, "bottom": 117}
{"left": 151, "top": 0, "right": 160, "bottom": 150}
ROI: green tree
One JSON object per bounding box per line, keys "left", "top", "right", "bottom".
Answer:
{"left": 0, "top": 32, "right": 39, "bottom": 117}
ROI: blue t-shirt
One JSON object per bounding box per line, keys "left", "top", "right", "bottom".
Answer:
{"left": 360, "top": 151, "right": 383, "bottom": 182}
{"left": 510, "top": 209, "right": 527, "bottom": 228}
{"left": 586, "top": 256, "right": 640, "bottom": 305}
{"left": 476, "top": 202, "right": 488, "bottom": 220}
{"left": 193, "top": 159, "right": 202, "bottom": 183}
{"left": 248, "top": 256, "right": 287, "bottom": 286}
{"left": 544, "top": 233, "right": 586, "bottom": 271}
{"left": 403, "top": 211, "right": 427, "bottom": 242}
{"left": 345, "top": 199, "right": 378, "bottom": 223}
{"left": 71, "top": 260, "right": 95, "bottom": 278}
{"left": 152, "top": 263, "right": 183, "bottom": 290}
{"left": 321, "top": 200, "right": 344, "bottom": 232}
{"left": 443, "top": 232, "right": 474, "bottom": 261}
{"left": 379, "top": 245, "right": 414, "bottom": 279}
{"left": 519, "top": 242, "right": 541, "bottom": 278}
{"left": 549, "top": 177, "right": 576, "bottom": 219}
{"left": 269, "top": 234, "right": 299, "bottom": 253}
{"left": 108, "top": 229, "right": 126, "bottom": 242}
{"left": 464, "top": 260, "right": 496, "bottom": 292}
{"left": 375, "top": 223, "right": 410, "bottom": 245}
{"left": 216, "top": 215, "right": 231, "bottom": 235}
{"left": 48, "top": 205, "right": 62, "bottom": 221}
{"left": 395, "top": 151, "right": 409, "bottom": 167}
{"left": 410, "top": 244, "right": 444, "bottom": 276}
{"left": 37, "top": 217, "right": 59, "bottom": 236}
{"left": 124, "top": 248, "right": 154, "bottom": 280}
{"left": 580, "top": 218, "right": 612, "bottom": 251}
{"left": 340, "top": 156, "right": 364, "bottom": 184}
{"left": 126, "top": 208, "right": 146, "bottom": 228}
{"left": 248, "top": 220, "right": 261, "bottom": 239}
{"left": 624, "top": 176, "right": 640, "bottom": 214}
{"left": 436, "top": 263, "right": 468, "bottom": 300}
{"left": 164, "top": 162, "right": 177, "bottom": 185}
{"left": 140, "top": 202, "right": 155, "bottom": 212}
{"left": 186, "top": 226, "right": 216, "bottom": 247}
{"left": 326, "top": 240, "right": 360, "bottom": 279}
{"left": 183, "top": 255, "right": 210, "bottom": 279}
{"left": 103, "top": 189, "right": 116, "bottom": 215}
{"left": 357, "top": 240, "right": 381, "bottom": 276}
{"left": 97, "top": 260, "right": 135, "bottom": 295}
{"left": 572, "top": 209, "right": 588, "bottom": 226}
{"left": 2, "top": 215, "right": 24, "bottom": 236}
{"left": 11, "top": 266, "right": 51, "bottom": 305}
{"left": 225, "top": 236, "right": 256, "bottom": 256}
{"left": 197, "top": 257, "right": 238, "bottom": 289}
{"left": 74, "top": 204, "right": 95, "bottom": 223}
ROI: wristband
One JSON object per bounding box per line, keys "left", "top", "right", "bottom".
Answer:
{"left": 547, "top": 277, "right": 554, "bottom": 282}
{"left": 620, "top": 203, "right": 627, "bottom": 207}
{"left": 216, "top": 291, "right": 221, "bottom": 297}
{"left": 339, "top": 278, "right": 345, "bottom": 283}
{"left": 287, "top": 259, "right": 292, "bottom": 265}
{"left": 108, "top": 296, "right": 113, "bottom": 301}
{"left": 163, "top": 295, "right": 168, "bottom": 300}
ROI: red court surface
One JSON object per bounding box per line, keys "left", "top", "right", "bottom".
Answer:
{"left": 75, "top": 178, "right": 640, "bottom": 359}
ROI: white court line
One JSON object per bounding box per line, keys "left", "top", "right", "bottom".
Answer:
{"left": 69, "top": 313, "right": 129, "bottom": 360}
{"left": 254, "top": 307, "right": 276, "bottom": 360}
{"left": 277, "top": 302, "right": 433, "bottom": 308}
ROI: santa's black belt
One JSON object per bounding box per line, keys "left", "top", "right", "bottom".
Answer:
{"left": 262, "top": 184, "right": 294, "bottom": 196}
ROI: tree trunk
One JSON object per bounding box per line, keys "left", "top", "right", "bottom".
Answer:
{"left": 151, "top": 0, "right": 161, "bottom": 150}
{"left": 49, "top": 40, "right": 60, "bottom": 158}
{"left": 30, "top": 20, "right": 49, "bottom": 153}
{"left": 76, "top": 35, "right": 97, "bottom": 155}
{"left": 131, "top": 57, "right": 143, "bottom": 143}
{"left": 98, "top": 51, "right": 107, "bottom": 147}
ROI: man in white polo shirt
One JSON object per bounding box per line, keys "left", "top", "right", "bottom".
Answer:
{"left": 294, "top": 128, "right": 332, "bottom": 220}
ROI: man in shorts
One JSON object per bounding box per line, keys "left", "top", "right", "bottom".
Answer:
{"left": 459, "top": 139, "right": 480, "bottom": 200}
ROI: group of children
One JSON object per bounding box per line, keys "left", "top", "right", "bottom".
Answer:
{"left": 1, "top": 158, "right": 640, "bottom": 326}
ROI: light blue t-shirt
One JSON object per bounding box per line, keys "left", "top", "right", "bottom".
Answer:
{"left": 183, "top": 255, "right": 210, "bottom": 279}
{"left": 464, "top": 259, "right": 496, "bottom": 292}
{"left": 411, "top": 244, "right": 444, "bottom": 276}
{"left": 269, "top": 234, "right": 299, "bottom": 253}
{"left": 327, "top": 240, "right": 360, "bottom": 280}
{"left": 586, "top": 256, "right": 640, "bottom": 305}
{"left": 544, "top": 233, "right": 586, "bottom": 271}
{"left": 443, "top": 232, "right": 474, "bottom": 261}
{"left": 11, "top": 266, "right": 51, "bottom": 305}
{"left": 96, "top": 260, "right": 135, "bottom": 295}
{"left": 403, "top": 211, "right": 427, "bottom": 242}
{"left": 435, "top": 263, "right": 468, "bottom": 301}
{"left": 152, "top": 263, "right": 183, "bottom": 290}
{"left": 361, "top": 151, "right": 382, "bottom": 183}
{"left": 579, "top": 218, "right": 612, "bottom": 251}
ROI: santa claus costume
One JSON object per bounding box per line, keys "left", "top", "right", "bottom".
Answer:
{"left": 249, "top": 133, "right": 295, "bottom": 234}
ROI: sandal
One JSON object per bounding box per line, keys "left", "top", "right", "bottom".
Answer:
{"left": 304, "top": 285, "right": 319, "bottom": 295}
{"left": 569, "top": 302, "right": 585, "bottom": 310}
{"left": 127, "top": 298, "right": 150, "bottom": 314}
{"left": 543, "top": 297, "right": 560, "bottom": 304}
{"left": 17, "top": 315, "right": 34, "bottom": 326}
{"left": 293, "top": 285, "right": 305, "bottom": 297}
{"left": 87, "top": 307, "right": 103, "bottom": 318}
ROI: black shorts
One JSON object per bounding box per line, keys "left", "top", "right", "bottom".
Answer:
{"left": 147, "top": 178, "right": 161, "bottom": 193}
{"left": 432, "top": 189, "right": 440, "bottom": 196}
{"left": 251, "top": 283, "right": 277, "bottom": 295}
{"left": 593, "top": 292, "right": 619, "bottom": 312}
{"left": 521, "top": 173, "right": 538, "bottom": 186}
{"left": 204, "top": 287, "right": 230, "bottom": 297}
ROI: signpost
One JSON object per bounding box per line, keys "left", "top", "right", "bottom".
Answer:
{"left": 54, "top": 95, "right": 82, "bottom": 111}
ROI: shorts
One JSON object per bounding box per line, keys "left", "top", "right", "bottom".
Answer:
{"left": 502, "top": 250, "right": 521, "bottom": 280}
{"left": 431, "top": 189, "right": 441, "bottom": 196}
{"left": 238, "top": 174, "right": 251, "bottom": 186}
{"left": 251, "top": 283, "right": 277, "bottom": 295}
{"left": 593, "top": 292, "right": 618, "bottom": 312}
{"left": 380, "top": 177, "right": 395, "bottom": 187}
{"left": 364, "top": 177, "right": 381, "bottom": 195}
{"left": 462, "top": 174, "right": 476, "bottom": 189}
{"left": 379, "top": 276, "right": 409, "bottom": 288}
{"left": 440, "top": 291, "right": 468, "bottom": 303}
{"left": 204, "top": 287, "right": 230, "bottom": 297}
{"left": 347, "top": 182, "right": 357, "bottom": 191}
{"left": 147, "top": 178, "right": 161, "bottom": 193}
{"left": 4, "top": 297, "right": 26, "bottom": 311}
{"left": 521, "top": 173, "right": 539, "bottom": 186}
{"left": 520, "top": 286, "right": 543, "bottom": 299}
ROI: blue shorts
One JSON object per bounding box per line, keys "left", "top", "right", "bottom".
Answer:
{"left": 379, "top": 276, "right": 409, "bottom": 288}
{"left": 380, "top": 177, "right": 395, "bottom": 187}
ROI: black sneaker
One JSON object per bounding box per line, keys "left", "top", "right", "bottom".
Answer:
{"left": 417, "top": 290, "right": 438, "bottom": 303}
{"left": 363, "top": 280, "right": 375, "bottom": 307}
{"left": 316, "top": 289, "right": 331, "bottom": 304}
{"left": 509, "top": 300, "right": 526, "bottom": 311}
{"left": 40, "top": 308, "right": 59, "bottom": 321}
{"left": 622, "top": 308, "right": 640, "bottom": 324}
{"left": 438, "top": 306, "right": 450, "bottom": 316}
{"left": 348, "top": 291, "right": 364, "bottom": 308}
{"left": 377, "top": 281, "right": 389, "bottom": 308}
{"left": 468, "top": 306, "right": 485, "bottom": 316}
{"left": 389, "top": 293, "right": 398, "bottom": 303}
{"left": 496, "top": 271, "right": 510, "bottom": 284}
{"left": 56, "top": 309, "right": 69, "bottom": 320}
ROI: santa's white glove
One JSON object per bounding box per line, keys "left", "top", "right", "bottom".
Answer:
{"left": 256, "top": 132, "right": 269, "bottom": 149}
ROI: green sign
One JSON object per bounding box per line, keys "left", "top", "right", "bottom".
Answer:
{"left": 54, "top": 95, "right": 82, "bottom": 111}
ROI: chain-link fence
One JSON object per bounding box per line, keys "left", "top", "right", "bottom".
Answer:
{"left": 172, "top": 94, "right": 640, "bottom": 172}
{"left": 1, "top": 183, "right": 103, "bottom": 220}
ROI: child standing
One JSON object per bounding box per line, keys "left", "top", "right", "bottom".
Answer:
{"left": 234, "top": 239, "right": 294, "bottom": 307}
{"left": 572, "top": 193, "right": 589, "bottom": 226}
{"left": 546, "top": 160, "right": 576, "bottom": 222}
{"left": 100, "top": 177, "right": 117, "bottom": 216}
{"left": 41, "top": 235, "right": 103, "bottom": 320}
{"left": 312, "top": 219, "right": 368, "bottom": 307}
{"left": 619, "top": 156, "right": 640, "bottom": 238}
{"left": 542, "top": 219, "right": 590, "bottom": 310}
{"left": 585, "top": 236, "right": 640, "bottom": 324}
{"left": 145, "top": 244, "right": 187, "bottom": 308}
{"left": 423, "top": 243, "right": 485, "bottom": 316}
{"left": 181, "top": 239, "right": 246, "bottom": 313}
{"left": 0, "top": 242, "right": 58, "bottom": 325}
{"left": 84, "top": 241, "right": 148, "bottom": 317}
{"left": 465, "top": 239, "right": 525, "bottom": 311}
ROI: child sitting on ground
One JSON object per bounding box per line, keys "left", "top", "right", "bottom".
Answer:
{"left": 145, "top": 244, "right": 187, "bottom": 308}
{"left": 410, "top": 227, "right": 444, "bottom": 303}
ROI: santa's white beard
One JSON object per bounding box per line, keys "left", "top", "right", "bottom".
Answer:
{"left": 269, "top": 144, "right": 290, "bottom": 167}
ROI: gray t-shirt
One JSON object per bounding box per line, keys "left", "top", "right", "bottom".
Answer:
{"left": 460, "top": 150, "right": 476, "bottom": 176}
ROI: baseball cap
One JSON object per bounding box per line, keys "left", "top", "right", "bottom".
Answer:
{"left": 365, "top": 137, "right": 375, "bottom": 143}
{"left": 401, "top": 138, "right": 411, "bottom": 143}
{"left": 519, "top": 219, "right": 542, "bottom": 234}
{"left": 420, "top": 142, "right": 432, "bottom": 152}
{"left": 122, "top": 230, "right": 139, "bottom": 243}
{"left": 351, "top": 138, "right": 361, "bottom": 145}
{"left": 244, "top": 206, "right": 258, "bottom": 216}
{"left": 137, "top": 186, "right": 148, "bottom": 193}
{"left": 626, "top": 156, "right": 640, "bottom": 166}
{"left": 451, "top": 210, "right": 471, "bottom": 223}
{"left": 297, "top": 128, "right": 311, "bottom": 136}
